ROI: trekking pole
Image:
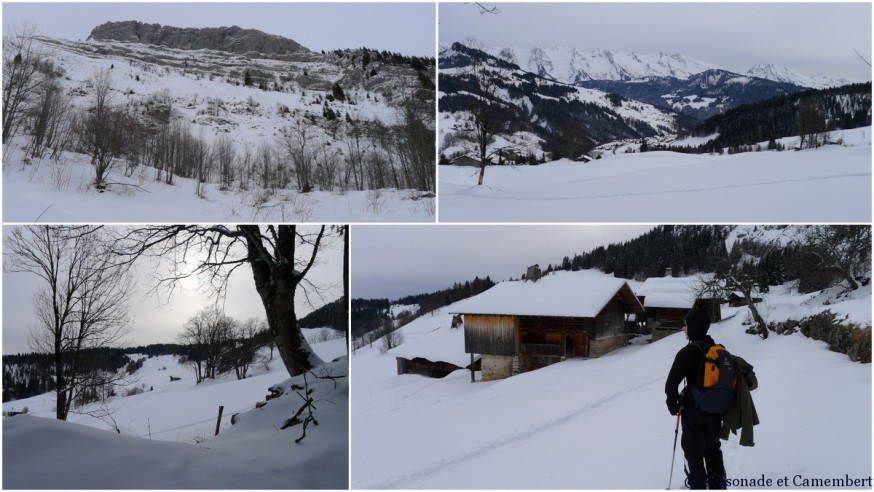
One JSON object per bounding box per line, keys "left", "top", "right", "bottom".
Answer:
{"left": 667, "top": 407, "right": 682, "bottom": 489}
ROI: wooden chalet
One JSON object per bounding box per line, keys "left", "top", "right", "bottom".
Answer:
{"left": 450, "top": 270, "right": 645, "bottom": 381}
{"left": 449, "top": 155, "right": 479, "bottom": 167}
{"left": 635, "top": 273, "right": 722, "bottom": 342}
{"left": 727, "top": 291, "right": 764, "bottom": 307}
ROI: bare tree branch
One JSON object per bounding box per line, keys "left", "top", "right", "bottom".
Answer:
{"left": 475, "top": 2, "right": 501, "bottom": 15}
{"left": 855, "top": 48, "right": 871, "bottom": 67}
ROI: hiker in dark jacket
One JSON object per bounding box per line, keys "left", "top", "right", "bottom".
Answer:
{"left": 665, "top": 308, "right": 727, "bottom": 489}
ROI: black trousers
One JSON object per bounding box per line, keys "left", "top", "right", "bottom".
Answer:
{"left": 682, "top": 409, "right": 725, "bottom": 489}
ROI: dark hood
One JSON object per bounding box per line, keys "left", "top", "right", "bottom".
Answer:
{"left": 685, "top": 308, "right": 711, "bottom": 341}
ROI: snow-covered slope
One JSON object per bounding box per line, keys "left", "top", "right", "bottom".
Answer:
{"left": 351, "top": 283, "right": 871, "bottom": 489}
{"left": 3, "top": 335, "right": 348, "bottom": 489}
{"left": 3, "top": 33, "right": 435, "bottom": 222}
{"left": 439, "top": 127, "right": 871, "bottom": 222}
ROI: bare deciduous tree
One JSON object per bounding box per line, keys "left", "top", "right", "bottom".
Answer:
{"left": 80, "top": 69, "right": 130, "bottom": 190}
{"left": 803, "top": 225, "right": 871, "bottom": 291}
{"left": 214, "top": 134, "right": 237, "bottom": 191}
{"left": 278, "top": 125, "right": 317, "bottom": 193}
{"left": 2, "top": 21, "right": 47, "bottom": 144}
{"left": 179, "top": 307, "right": 233, "bottom": 383}
{"left": 227, "top": 317, "right": 265, "bottom": 379}
{"left": 28, "top": 78, "right": 73, "bottom": 160}
{"left": 378, "top": 319, "right": 404, "bottom": 353}
{"left": 5, "top": 226, "right": 132, "bottom": 420}
{"left": 394, "top": 90, "right": 436, "bottom": 192}
{"left": 343, "top": 124, "right": 369, "bottom": 191}
{"left": 114, "top": 225, "right": 335, "bottom": 377}
{"left": 462, "top": 38, "right": 510, "bottom": 186}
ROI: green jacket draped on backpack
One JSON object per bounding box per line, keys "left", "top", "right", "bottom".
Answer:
{"left": 720, "top": 355, "right": 759, "bottom": 446}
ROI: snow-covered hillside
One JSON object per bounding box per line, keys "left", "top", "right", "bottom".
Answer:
{"left": 351, "top": 283, "right": 871, "bottom": 489}
{"left": 3, "top": 33, "right": 435, "bottom": 222}
{"left": 3, "top": 333, "right": 348, "bottom": 489}
{"left": 438, "top": 127, "right": 871, "bottom": 222}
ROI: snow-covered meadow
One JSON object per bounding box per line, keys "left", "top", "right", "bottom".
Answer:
{"left": 438, "top": 127, "right": 871, "bottom": 223}
{"left": 351, "top": 282, "right": 871, "bottom": 489}
{"left": 3, "top": 332, "right": 348, "bottom": 489}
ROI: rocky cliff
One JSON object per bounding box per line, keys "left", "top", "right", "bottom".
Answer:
{"left": 88, "top": 21, "right": 308, "bottom": 55}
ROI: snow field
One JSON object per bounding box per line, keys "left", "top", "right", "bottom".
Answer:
{"left": 3, "top": 146, "right": 435, "bottom": 222}
{"left": 3, "top": 334, "right": 349, "bottom": 489}
{"left": 439, "top": 127, "right": 871, "bottom": 222}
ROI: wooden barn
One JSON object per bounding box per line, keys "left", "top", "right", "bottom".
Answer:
{"left": 450, "top": 270, "right": 645, "bottom": 381}
{"left": 635, "top": 273, "right": 722, "bottom": 342}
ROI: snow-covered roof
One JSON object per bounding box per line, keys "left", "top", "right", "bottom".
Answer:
{"left": 450, "top": 269, "right": 642, "bottom": 318}
{"left": 635, "top": 276, "right": 701, "bottom": 309}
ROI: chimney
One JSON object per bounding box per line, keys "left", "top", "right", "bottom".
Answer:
{"left": 665, "top": 267, "right": 673, "bottom": 277}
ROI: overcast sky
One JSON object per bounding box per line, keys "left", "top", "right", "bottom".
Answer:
{"left": 3, "top": 226, "right": 344, "bottom": 355}
{"left": 440, "top": 2, "right": 872, "bottom": 82}
{"left": 3, "top": 2, "right": 436, "bottom": 57}
{"left": 351, "top": 225, "right": 654, "bottom": 300}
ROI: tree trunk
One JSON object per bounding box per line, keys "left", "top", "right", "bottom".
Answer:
{"left": 744, "top": 289, "right": 768, "bottom": 339}
{"left": 54, "top": 350, "right": 67, "bottom": 420}
{"left": 242, "top": 225, "right": 324, "bottom": 376}
{"left": 478, "top": 161, "right": 486, "bottom": 186}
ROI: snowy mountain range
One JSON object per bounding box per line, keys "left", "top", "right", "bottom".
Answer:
{"left": 439, "top": 42, "right": 689, "bottom": 161}
{"left": 746, "top": 63, "right": 852, "bottom": 90}
{"left": 578, "top": 68, "right": 804, "bottom": 120}
{"left": 487, "top": 46, "right": 717, "bottom": 84}
{"left": 486, "top": 45, "right": 852, "bottom": 89}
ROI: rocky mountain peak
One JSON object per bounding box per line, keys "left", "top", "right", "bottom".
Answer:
{"left": 87, "top": 20, "right": 309, "bottom": 56}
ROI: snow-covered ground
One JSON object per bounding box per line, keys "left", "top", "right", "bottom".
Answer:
{"left": 3, "top": 145, "right": 435, "bottom": 222}
{"left": 3, "top": 332, "right": 348, "bottom": 489}
{"left": 351, "top": 282, "right": 871, "bottom": 489}
{"left": 439, "top": 127, "right": 871, "bottom": 222}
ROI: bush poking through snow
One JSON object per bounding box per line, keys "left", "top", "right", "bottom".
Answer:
{"left": 281, "top": 372, "right": 319, "bottom": 444}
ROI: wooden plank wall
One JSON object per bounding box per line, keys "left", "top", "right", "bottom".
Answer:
{"left": 464, "top": 314, "right": 517, "bottom": 355}
{"left": 594, "top": 296, "right": 626, "bottom": 339}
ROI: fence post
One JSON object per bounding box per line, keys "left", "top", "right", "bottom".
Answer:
{"left": 215, "top": 405, "right": 224, "bottom": 436}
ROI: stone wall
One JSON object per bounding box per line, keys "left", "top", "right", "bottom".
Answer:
{"left": 770, "top": 311, "right": 871, "bottom": 363}
{"left": 590, "top": 334, "right": 628, "bottom": 357}
{"left": 652, "top": 327, "right": 681, "bottom": 342}
{"left": 481, "top": 354, "right": 514, "bottom": 381}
